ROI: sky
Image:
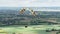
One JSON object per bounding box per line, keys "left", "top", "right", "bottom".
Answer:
{"left": 0, "top": 0, "right": 60, "bottom": 7}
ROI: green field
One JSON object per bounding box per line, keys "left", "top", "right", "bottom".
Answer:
{"left": 0, "top": 25, "right": 60, "bottom": 34}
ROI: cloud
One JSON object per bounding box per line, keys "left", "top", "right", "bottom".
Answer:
{"left": 0, "top": 0, "right": 60, "bottom": 7}
{"left": 0, "top": 0, "right": 31, "bottom": 7}
{"left": 29, "top": 0, "right": 60, "bottom": 7}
